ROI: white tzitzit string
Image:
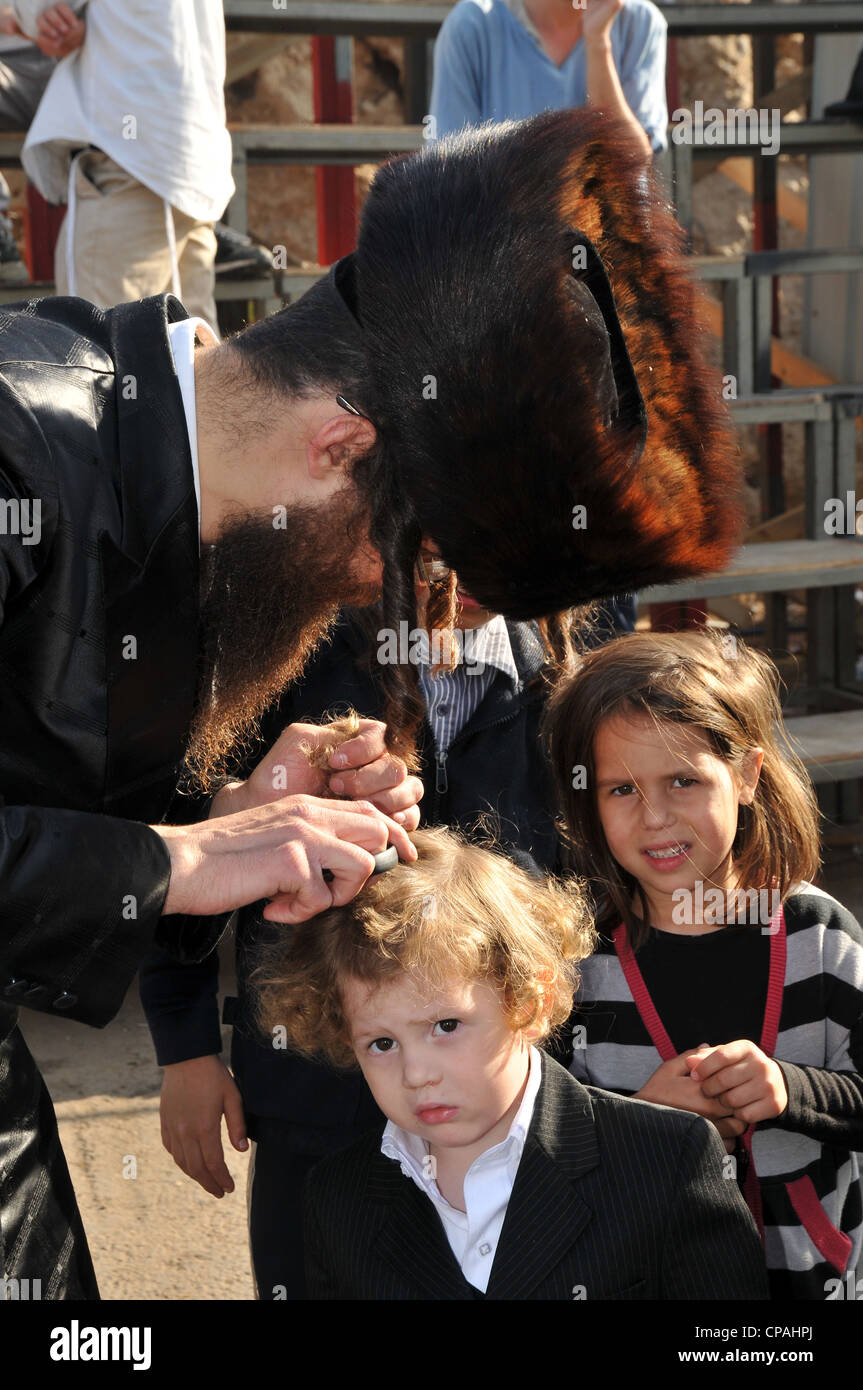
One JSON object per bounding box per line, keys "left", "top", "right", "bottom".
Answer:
{"left": 163, "top": 198, "right": 182, "bottom": 300}
{"left": 65, "top": 151, "right": 82, "bottom": 296}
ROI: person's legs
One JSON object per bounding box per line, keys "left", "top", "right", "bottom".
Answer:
{"left": 0, "top": 47, "right": 54, "bottom": 130}
{"left": 248, "top": 1120, "right": 377, "bottom": 1300}
{"left": 0, "top": 49, "right": 53, "bottom": 281}
{"left": 55, "top": 150, "right": 180, "bottom": 308}
{"left": 172, "top": 211, "right": 218, "bottom": 330}
{"left": 0, "top": 1011, "right": 99, "bottom": 1299}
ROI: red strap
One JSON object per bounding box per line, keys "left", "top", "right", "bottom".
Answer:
{"left": 786, "top": 1177, "right": 852, "bottom": 1275}
{"left": 613, "top": 903, "right": 788, "bottom": 1243}
{"left": 738, "top": 901, "right": 786, "bottom": 1236}
{"left": 759, "top": 900, "right": 786, "bottom": 1054}
{"left": 612, "top": 923, "right": 677, "bottom": 1061}
{"left": 613, "top": 903, "right": 786, "bottom": 1060}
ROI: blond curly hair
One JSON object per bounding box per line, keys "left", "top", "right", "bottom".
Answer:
{"left": 254, "top": 826, "right": 596, "bottom": 1068}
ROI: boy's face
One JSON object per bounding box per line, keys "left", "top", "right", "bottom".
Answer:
{"left": 342, "top": 972, "right": 534, "bottom": 1162}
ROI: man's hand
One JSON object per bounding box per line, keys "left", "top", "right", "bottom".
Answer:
{"left": 152, "top": 794, "right": 418, "bottom": 924}
{"left": 34, "top": 3, "right": 85, "bottom": 57}
{"left": 684, "top": 1040, "right": 789, "bottom": 1126}
{"left": 210, "top": 718, "right": 423, "bottom": 832}
{"left": 160, "top": 1055, "right": 247, "bottom": 1199}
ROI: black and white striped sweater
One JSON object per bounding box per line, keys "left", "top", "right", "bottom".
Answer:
{"left": 568, "top": 884, "right": 863, "bottom": 1300}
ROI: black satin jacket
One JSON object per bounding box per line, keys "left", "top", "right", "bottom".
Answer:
{"left": 0, "top": 292, "right": 205, "bottom": 1033}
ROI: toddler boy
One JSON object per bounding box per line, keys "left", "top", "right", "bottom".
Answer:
{"left": 255, "top": 828, "right": 769, "bottom": 1300}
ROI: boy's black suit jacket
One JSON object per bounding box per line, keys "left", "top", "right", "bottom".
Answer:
{"left": 304, "top": 1055, "right": 770, "bottom": 1300}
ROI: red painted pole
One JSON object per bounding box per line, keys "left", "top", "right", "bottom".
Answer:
{"left": 312, "top": 35, "right": 357, "bottom": 264}
{"left": 25, "top": 183, "right": 65, "bottom": 282}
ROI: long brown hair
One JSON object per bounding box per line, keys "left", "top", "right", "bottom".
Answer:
{"left": 542, "top": 631, "right": 821, "bottom": 950}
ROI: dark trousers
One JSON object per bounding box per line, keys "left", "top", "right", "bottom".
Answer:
{"left": 248, "top": 1117, "right": 378, "bottom": 1301}
{"left": 0, "top": 1010, "right": 99, "bottom": 1299}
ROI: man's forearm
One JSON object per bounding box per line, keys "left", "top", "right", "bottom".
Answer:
{"left": 149, "top": 792, "right": 414, "bottom": 924}
{"left": 585, "top": 38, "right": 652, "bottom": 159}
{"left": 0, "top": 804, "right": 171, "bottom": 1027}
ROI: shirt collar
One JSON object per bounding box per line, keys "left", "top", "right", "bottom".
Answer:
{"left": 417, "top": 613, "right": 520, "bottom": 688}
{"left": 381, "top": 1044, "right": 543, "bottom": 1193}
{"left": 166, "top": 316, "right": 219, "bottom": 547}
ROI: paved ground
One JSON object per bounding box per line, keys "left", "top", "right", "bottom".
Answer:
{"left": 18, "top": 938, "right": 254, "bottom": 1302}
{"left": 17, "top": 845, "right": 863, "bottom": 1302}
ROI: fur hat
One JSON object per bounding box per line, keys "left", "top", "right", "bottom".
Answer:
{"left": 332, "top": 108, "right": 742, "bottom": 620}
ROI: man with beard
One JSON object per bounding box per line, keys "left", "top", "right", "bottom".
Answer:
{"left": 0, "top": 299, "right": 420, "bottom": 1301}
{"left": 0, "top": 107, "right": 742, "bottom": 1299}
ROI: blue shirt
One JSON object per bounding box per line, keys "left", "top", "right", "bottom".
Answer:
{"left": 430, "top": 0, "right": 668, "bottom": 152}
{"left": 417, "top": 613, "right": 520, "bottom": 757}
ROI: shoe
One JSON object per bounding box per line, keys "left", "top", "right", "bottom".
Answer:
{"left": 214, "top": 222, "right": 275, "bottom": 278}
{"left": 0, "top": 213, "right": 28, "bottom": 285}
{"left": 824, "top": 47, "right": 863, "bottom": 122}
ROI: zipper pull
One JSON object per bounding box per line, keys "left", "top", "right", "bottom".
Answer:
{"left": 435, "top": 751, "right": 448, "bottom": 795}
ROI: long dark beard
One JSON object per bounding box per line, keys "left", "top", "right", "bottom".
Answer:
{"left": 181, "top": 488, "right": 378, "bottom": 796}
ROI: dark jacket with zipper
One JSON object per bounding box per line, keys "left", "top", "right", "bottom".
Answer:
{"left": 139, "top": 610, "right": 562, "bottom": 1131}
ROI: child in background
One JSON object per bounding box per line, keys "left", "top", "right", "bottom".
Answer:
{"left": 543, "top": 630, "right": 863, "bottom": 1300}
{"left": 254, "top": 826, "right": 768, "bottom": 1300}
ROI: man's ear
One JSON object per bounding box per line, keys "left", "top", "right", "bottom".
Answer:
{"left": 307, "top": 412, "right": 377, "bottom": 482}
{"left": 737, "top": 747, "right": 764, "bottom": 806}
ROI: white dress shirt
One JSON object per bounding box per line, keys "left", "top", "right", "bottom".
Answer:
{"left": 16, "top": 0, "right": 234, "bottom": 220}
{"left": 167, "top": 316, "right": 217, "bottom": 547}
{"left": 381, "top": 1045, "right": 542, "bottom": 1293}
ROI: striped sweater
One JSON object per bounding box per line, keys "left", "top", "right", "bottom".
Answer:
{"left": 568, "top": 884, "right": 863, "bottom": 1300}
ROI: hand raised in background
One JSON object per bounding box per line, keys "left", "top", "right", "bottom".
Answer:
{"left": 34, "top": 3, "right": 85, "bottom": 58}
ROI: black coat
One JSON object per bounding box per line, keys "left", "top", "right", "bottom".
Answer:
{"left": 139, "top": 609, "right": 563, "bottom": 1130}
{"left": 0, "top": 292, "right": 209, "bottom": 1025}
{"left": 0, "top": 293, "right": 213, "bottom": 1295}
{"left": 304, "top": 1053, "right": 771, "bottom": 1301}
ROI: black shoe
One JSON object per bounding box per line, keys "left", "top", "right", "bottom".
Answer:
{"left": 824, "top": 47, "right": 863, "bottom": 122}
{"left": 0, "top": 213, "right": 28, "bottom": 285}
{"left": 214, "top": 222, "right": 275, "bottom": 278}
